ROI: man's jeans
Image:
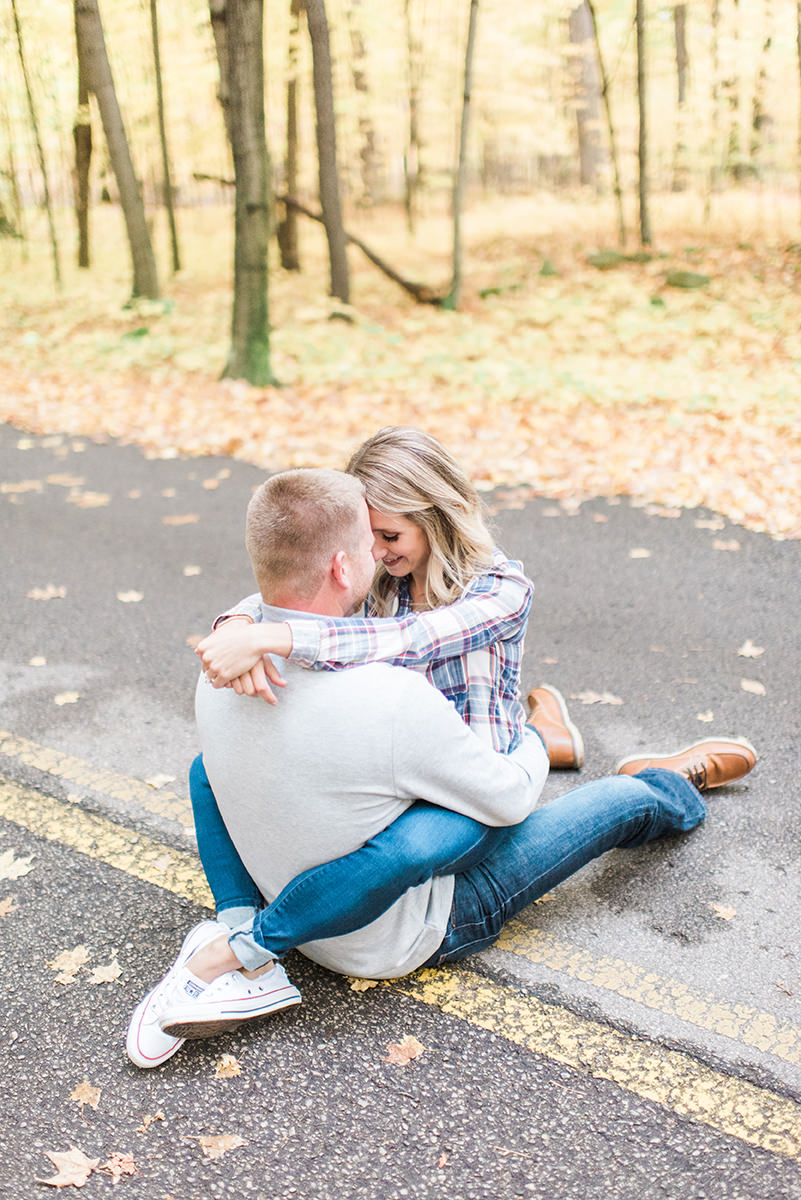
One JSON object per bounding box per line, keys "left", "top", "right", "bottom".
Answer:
{"left": 422, "top": 767, "right": 705, "bottom": 966}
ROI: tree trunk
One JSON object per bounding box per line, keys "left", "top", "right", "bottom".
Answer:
{"left": 1, "top": 85, "right": 26, "bottom": 247}
{"left": 221, "top": 0, "right": 274, "bottom": 384}
{"left": 209, "top": 0, "right": 233, "bottom": 147}
{"left": 150, "top": 0, "right": 181, "bottom": 272}
{"left": 750, "top": 0, "right": 773, "bottom": 174}
{"left": 723, "top": 0, "right": 742, "bottom": 178}
{"left": 568, "top": 2, "right": 605, "bottom": 189}
{"left": 586, "top": 1, "right": 626, "bottom": 246}
{"left": 671, "top": 2, "right": 689, "bottom": 191}
{"left": 403, "top": 0, "right": 424, "bottom": 234}
{"left": 11, "top": 0, "right": 61, "bottom": 286}
{"left": 704, "top": 0, "right": 722, "bottom": 221}
{"left": 305, "top": 0, "right": 349, "bottom": 302}
{"left": 75, "top": 0, "right": 159, "bottom": 298}
{"left": 444, "top": 0, "right": 479, "bottom": 311}
{"left": 344, "top": 0, "right": 378, "bottom": 206}
{"left": 635, "top": 0, "right": 651, "bottom": 246}
{"left": 277, "top": 0, "right": 302, "bottom": 271}
{"left": 73, "top": 2, "right": 92, "bottom": 268}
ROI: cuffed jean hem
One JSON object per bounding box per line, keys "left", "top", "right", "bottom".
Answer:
{"left": 218, "top": 905, "right": 260, "bottom": 930}
{"left": 227, "top": 923, "right": 278, "bottom": 971}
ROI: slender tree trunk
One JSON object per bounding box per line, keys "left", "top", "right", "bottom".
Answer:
{"left": 671, "top": 2, "right": 688, "bottom": 191}
{"left": 344, "top": 0, "right": 378, "bottom": 206}
{"left": 586, "top": 1, "right": 626, "bottom": 246}
{"left": 277, "top": 0, "right": 302, "bottom": 270}
{"left": 403, "top": 0, "right": 423, "bottom": 234}
{"left": 704, "top": 0, "right": 722, "bottom": 221}
{"left": 11, "top": 0, "right": 61, "bottom": 286}
{"left": 568, "top": 2, "right": 605, "bottom": 189}
{"left": 635, "top": 0, "right": 651, "bottom": 245}
{"left": 73, "top": 2, "right": 92, "bottom": 268}
{"left": 150, "top": 0, "right": 180, "bottom": 272}
{"left": 444, "top": 0, "right": 479, "bottom": 311}
{"left": 750, "top": 0, "right": 773, "bottom": 174}
{"left": 305, "top": 0, "right": 349, "bottom": 302}
{"left": 209, "top": 0, "right": 233, "bottom": 147}
{"left": 219, "top": 0, "right": 274, "bottom": 384}
{"left": 1, "top": 87, "right": 26, "bottom": 248}
{"left": 75, "top": 0, "right": 159, "bottom": 298}
{"left": 723, "top": 0, "right": 742, "bottom": 178}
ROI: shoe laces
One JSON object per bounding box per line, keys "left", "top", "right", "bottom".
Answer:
{"left": 683, "top": 761, "right": 708, "bottom": 790}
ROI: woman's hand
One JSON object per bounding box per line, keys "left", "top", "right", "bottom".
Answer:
{"left": 195, "top": 618, "right": 292, "bottom": 704}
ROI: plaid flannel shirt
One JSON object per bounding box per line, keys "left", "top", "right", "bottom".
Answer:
{"left": 221, "top": 551, "right": 533, "bottom": 753}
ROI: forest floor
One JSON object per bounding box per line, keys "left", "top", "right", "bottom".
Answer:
{"left": 2, "top": 190, "right": 800, "bottom": 538}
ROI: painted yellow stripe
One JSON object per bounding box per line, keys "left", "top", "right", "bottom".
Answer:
{"left": 495, "top": 921, "right": 801, "bottom": 1069}
{"left": 397, "top": 969, "right": 801, "bottom": 1161}
{"left": 0, "top": 729, "right": 193, "bottom": 830}
{"left": 0, "top": 777, "right": 211, "bottom": 907}
{"left": 2, "top": 772, "right": 800, "bottom": 1162}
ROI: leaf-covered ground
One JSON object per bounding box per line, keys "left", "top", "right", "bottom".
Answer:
{"left": 2, "top": 199, "right": 800, "bottom": 538}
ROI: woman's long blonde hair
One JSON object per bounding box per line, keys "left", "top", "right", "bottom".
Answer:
{"left": 346, "top": 427, "right": 494, "bottom": 615}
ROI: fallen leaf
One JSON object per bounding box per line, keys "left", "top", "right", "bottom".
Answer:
{"left": 27, "top": 584, "right": 67, "bottom": 600}
{"left": 713, "top": 538, "right": 740, "bottom": 551}
{"left": 126, "top": 489, "right": 141, "bottom": 499}
{"left": 591, "top": 513, "right": 608, "bottom": 523}
{"left": 695, "top": 517, "right": 726, "bottom": 531}
{"left": 192, "top": 1134, "right": 246, "bottom": 1160}
{"left": 710, "top": 903, "right": 736, "bottom": 920}
{"left": 349, "top": 978, "right": 379, "bottom": 992}
{"left": 570, "top": 690, "right": 624, "bottom": 706}
{"left": 217, "top": 469, "right": 231, "bottom": 480}
{"left": 384, "top": 1035, "right": 426, "bottom": 1065}
{"left": 186, "top": 634, "right": 203, "bottom": 648}
{"left": 203, "top": 478, "right": 219, "bottom": 490}
{"left": 116, "top": 590, "right": 143, "bottom": 603}
{"left": 54, "top": 692, "right": 81, "bottom": 706}
{"left": 66, "top": 490, "right": 110, "bottom": 509}
{"left": 214, "top": 1054, "right": 242, "bottom": 1079}
{"left": 29, "top": 655, "right": 47, "bottom": 666}
{"left": 740, "top": 679, "right": 766, "bottom": 695}
{"left": 1, "top": 479, "right": 42, "bottom": 494}
{"left": 163, "top": 514, "right": 199, "bottom": 526}
{"left": 161, "top": 488, "right": 177, "bottom": 498}
{"left": 0, "top": 896, "right": 19, "bottom": 916}
{"left": 89, "top": 959, "right": 122, "bottom": 985}
{"left": 183, "top": 565, "right": 202, "bottom": 576}
{"left": 46, "top": 474, "right": 85, "bottom": 488}
{"left": 696, "top": 710, "right": 714, "bottom": 722}
{"left": 145, "top": 774, "right": 176, "bottom": 790}
{"left": 645, "top": 504, "right": 682, "bottom": 518}
{"left": 70, "top": 1081, "right": 101, "bottom": 1114}
{"left": 99, "top": 1153, "right": 137, "bottom": 1183}
{"left": 437, "top": 1153, "right": 449, "bottom": 1168}
{"left": 540, "top": 656, "right": 558, "bottom": 664}
{"left": 738, "top": 639, "right": 765, "bottom": 659}
{"left": 49, "top": 945, "right": 90, "bottom": 985}
{"left": 0, "top": 849, "right": 34, "bottom": 881}
{"left": 135, "top": 1111, "right": 165, "bottom": 1134}
{"left": 629, "top": 548, "right": 652, "bottom": 559}
{"left": 37, "top": 1146, "right": 99, "bottom": 1188}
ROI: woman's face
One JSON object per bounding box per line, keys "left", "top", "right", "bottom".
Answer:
{"left": 368, "top": 507, "right": 430, "bottom": 581}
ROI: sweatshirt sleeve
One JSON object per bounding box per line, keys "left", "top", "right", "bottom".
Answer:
{"left": 389, "top": 670, "right": 548, "bottom": 827}
{"left": 287, "top": 554, "right": 533, "bottom": 668}
{"left": 212, "top": 592, "right": 263, "bottom": 630}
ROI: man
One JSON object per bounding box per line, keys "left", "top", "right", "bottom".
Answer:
{"left": 127, "top": 469, "right": 756, "bottom": 1068}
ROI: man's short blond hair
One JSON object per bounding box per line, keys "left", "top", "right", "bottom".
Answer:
{"left": 246, "top": 468, "right": 366, "bottom": 598}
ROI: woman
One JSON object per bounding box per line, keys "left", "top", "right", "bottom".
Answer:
{"left": 128, "top": 429, "right": 583, "bottom": 1064}
{"left": 191, "top": 427, "right": 581, "bottom": 952}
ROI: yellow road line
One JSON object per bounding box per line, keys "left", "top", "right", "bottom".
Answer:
{"left": 0, "top": 777, "right": 210, "bottom": 907}
{"left": 397, "top": 969, "right": 801, "bottom": 1162}
{"left": 0, "top": 729, "right": 193, "bottom": 830}
{"left": 496, "top": 921, "right": 801, "bottom": 1069}
{"left": 2, "top": 772, "right": 800, "bottom": 1162}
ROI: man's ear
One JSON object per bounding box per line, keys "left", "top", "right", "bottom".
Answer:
{"left": 330, "top": 549, "right": 349, "bottom": 590}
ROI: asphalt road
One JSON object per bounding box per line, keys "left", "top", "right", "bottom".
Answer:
{"left": 2, "top": 421, "right": 801, "bottom": 1197}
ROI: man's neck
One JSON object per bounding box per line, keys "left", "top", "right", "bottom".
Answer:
{"left": 261, "top": 584, "right": 343, "bottom": 618}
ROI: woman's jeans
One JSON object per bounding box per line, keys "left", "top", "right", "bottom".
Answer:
{"left": 189, "top": 754, "right": 505, "bottom": 968}
{"left": 422, "top": 767, "right": 705, "bottom": 966}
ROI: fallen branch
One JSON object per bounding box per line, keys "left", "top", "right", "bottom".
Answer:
{"left": 191, "top": 174, "right": 443, "bottom": 305}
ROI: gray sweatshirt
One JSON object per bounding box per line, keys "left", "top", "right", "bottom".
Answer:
{"left": 195, "top": 632, "right": 548, "bottom": 979}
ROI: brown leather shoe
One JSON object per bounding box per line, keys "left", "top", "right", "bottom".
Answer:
{"left": 526, "top": 685, "right": 584, "bottom": 770}
{"left": 615, "top": 738, "right": 757, "bottom": 790}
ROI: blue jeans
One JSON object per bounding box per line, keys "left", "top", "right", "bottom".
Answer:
{"left": 189, "top": 754, "right": 504, "bottom": 966}
{"left": 422, "top": 768, "right": 706, "bottom": 966}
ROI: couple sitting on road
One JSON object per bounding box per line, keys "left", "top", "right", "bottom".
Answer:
{"left": 127, "top": 427, "right": 757, "bottom": 1068}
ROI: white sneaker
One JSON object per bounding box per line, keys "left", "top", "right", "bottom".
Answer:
{"left": 160, "top": 962, "right": 301, "bottom": 1039}
{"left": 125, "top": 919, "right": 228, "bottom": 1069}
